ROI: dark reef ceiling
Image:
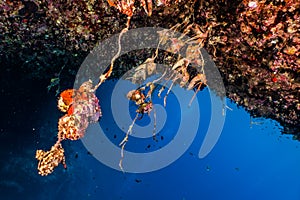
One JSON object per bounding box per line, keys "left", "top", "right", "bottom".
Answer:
{"left": 0, "top": 0, "right": 299, "bottom": 138}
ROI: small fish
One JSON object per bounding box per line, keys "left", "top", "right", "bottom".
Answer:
{"left": 206, "top": 165, "right": 211, "bottom": 172}
{"left": 135, "top": 179, "right": 142, "bottom": 183}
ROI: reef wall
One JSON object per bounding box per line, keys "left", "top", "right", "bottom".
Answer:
{"left": 1, "top": 0, "right": 299, "bottom": 138}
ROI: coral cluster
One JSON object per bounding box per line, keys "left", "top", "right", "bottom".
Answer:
{"left": 35, "top": 80, "right": 101, "bottom": 175}
{"left": 118, "top": 26, "right": 211, "bottom": 170}
{"left": 57, "top": 80, "right": 101, "bottom": 140}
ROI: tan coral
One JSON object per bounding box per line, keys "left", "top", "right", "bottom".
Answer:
{"left": 36, "top": 143, "right": 66, "bottom": 176}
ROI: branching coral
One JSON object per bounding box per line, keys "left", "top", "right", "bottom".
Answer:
{"left": 117, "top": 23, "right": 209, "bottom": 171}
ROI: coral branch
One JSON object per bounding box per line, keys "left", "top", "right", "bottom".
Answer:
{"left": 119, "top": 113, "right": 139, "bottom": 172}
{"left": 93, "top": 28, "right": 128, "bottom": 91}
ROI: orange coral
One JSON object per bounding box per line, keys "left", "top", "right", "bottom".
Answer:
{"left": 60, "top": 89, "right": 74, "bottom": 105}
{"left": 58, "top": 89, "right": 75, "bottom": 113}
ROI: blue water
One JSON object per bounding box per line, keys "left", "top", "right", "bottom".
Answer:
{"left": 0, "top": 79, "right": 300, "bottom": 200}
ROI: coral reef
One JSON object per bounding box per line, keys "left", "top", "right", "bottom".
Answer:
{"left": 1, "top": 1, "right": 299, "bottom": 141}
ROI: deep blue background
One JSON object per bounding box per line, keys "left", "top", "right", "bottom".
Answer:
{"left": 0, "top": 77, "right": 299, "bottom": 200}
